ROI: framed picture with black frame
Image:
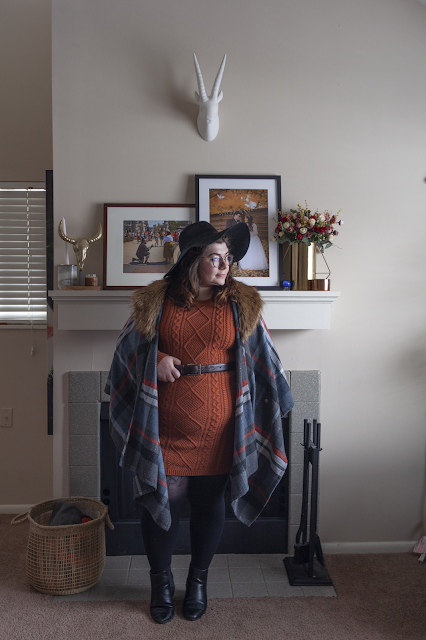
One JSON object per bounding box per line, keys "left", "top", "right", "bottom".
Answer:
{"left": 195, "top": 175, "right": 283, "bottom": 289}
{"left": 103, "top": 203, "right": 196, "bottom": 289}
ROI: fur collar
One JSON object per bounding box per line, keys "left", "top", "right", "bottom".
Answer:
{"left": 131, "top": 279, "right": 263, "bottom": 342}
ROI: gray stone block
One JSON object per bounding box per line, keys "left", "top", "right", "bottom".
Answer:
{"left": 290, "top": 371, "right": 320, "bottom": 402}
{"left": 289, "top": 464, "right": 304, "bottom": 494}
{"left": 206, "top": 567, "right": 230, "bottom": 583}
{"left": 290, "top": 402, "right": 320, "bottom": 433}
{"left": 261, "top": 564, "right": 289, "bottom": 583}
{"left": 208, "top": 582, "right": 233, "bottom": 599}
{"left": 289, "top": 433, "right": 305, "bottom": 465}
{"left": 100, "top": 371, "right": 110, "bottom": 402}
{"left": 227, "top": 555, "right": 260, "bottom": 568}
{"left": 127, "top": 570, "right": 151, "bottom": 586}
{"left": 69, "top": 465, "right": 99, "bottom": 498}
{"left": 69, "top": 371, "right": 100, "bottom": 403}
{"left": 97, "top": 571, "right": 128, "bottom": 586}
{"left": 69, "top": 435, "right": 99, "bottom": 466}
{"left": 232, "top": 582, "right": 268, "bottom": 598}
{"left": 289, "top": 493, "right": 303, "bottom": 526}
{"left": 209, "top": 554, "right": 228, "bottom": 568}
{"left": 266, "top": 581, "right": 304, "bottom": 597}
{"left": 69, "top": 402, "right": 100, "bottom": 436}
{"left": 229, "top": 567, "right": 264, "bottom": 583}
{"left": 130, "top": 556, "right": 151, "bottom": 570}
{"left": 107, "top": 556, "right": 132, "bottom": 571}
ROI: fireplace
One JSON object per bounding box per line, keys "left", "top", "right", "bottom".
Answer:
{"left": 68, "top": 370, "right": 320, "bottom": 555}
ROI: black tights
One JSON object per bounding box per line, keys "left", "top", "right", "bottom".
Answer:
{"left": 141, "top": 474, "right": 229, "bottom": 573}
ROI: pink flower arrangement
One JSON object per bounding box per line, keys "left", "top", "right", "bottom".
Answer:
{"left": 273, "top": 203, "right": 343, "bottom": 252}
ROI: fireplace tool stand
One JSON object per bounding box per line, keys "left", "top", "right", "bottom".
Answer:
{"left": 284, "top": 419, "right": 333, "bottom": 586}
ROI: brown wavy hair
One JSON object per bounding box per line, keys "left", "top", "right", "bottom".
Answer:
{"left": 164, "top": 238, "right": 237, "bottom": 308}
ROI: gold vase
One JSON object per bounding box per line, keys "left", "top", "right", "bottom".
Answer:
{"left": 282, "top": 242, "right": 316, "bottom": 291}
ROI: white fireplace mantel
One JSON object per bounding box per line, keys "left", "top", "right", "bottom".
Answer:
{"left": 49, "top": 290, "right": 340, "bottom": 330}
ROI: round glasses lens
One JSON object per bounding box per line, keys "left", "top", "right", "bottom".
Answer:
{"left": 210, "top": 255, "right": 234, "bottom": 267}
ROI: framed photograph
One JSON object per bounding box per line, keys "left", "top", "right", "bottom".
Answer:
{"left": 103, "top": 204, "right": 195, "bottom": 289}
{"left": 195, "top": 175, "right": 282, "bottom": 289}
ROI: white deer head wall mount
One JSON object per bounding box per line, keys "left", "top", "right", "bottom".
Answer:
{"left": 193, "top": 53, "right": 227, "bottom": 142}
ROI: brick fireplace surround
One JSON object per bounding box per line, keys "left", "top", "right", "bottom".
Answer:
{"left": 68, "top": 369, "right": 320, "bottom": 552}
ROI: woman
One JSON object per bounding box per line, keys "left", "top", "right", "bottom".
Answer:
{"left": 238, "top": 214, "right": 269, "bottom": 271}
{"left": 106, "top": 221, "right": 293, "bottom": 624}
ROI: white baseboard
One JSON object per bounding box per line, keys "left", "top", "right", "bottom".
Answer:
{"left": 0, "top": 504, "right": 33, "bottom": 515}
{"left": 322, "top": 541, "right": 416, "bottom": 554}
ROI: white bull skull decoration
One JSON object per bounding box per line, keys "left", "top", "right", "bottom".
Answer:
{"left": 194, "top": 53, "right": 227, "bottom": 142}
{"left": 58, "top": 220, "right": 102, "bottom": 272}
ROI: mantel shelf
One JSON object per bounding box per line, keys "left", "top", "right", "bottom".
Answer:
{"left": 49, "top": 289, "right": 340, "bottom": 331}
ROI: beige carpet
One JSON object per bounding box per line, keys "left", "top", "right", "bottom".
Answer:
{"left": 1, "top": 514, "right": 425, "bottom": 640}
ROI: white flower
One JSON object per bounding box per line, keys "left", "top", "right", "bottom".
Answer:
{"left": 283, "top": 221, "right": 290, "bottom": 229}
{"left": 300, "top": 227, "right": 307, "bottom": 234}
{"left": 328, "top": 234, "right": 334, "bottom": 242}
{"left": 309, "top": 218, "right": 316, "bottom": 227}
{"left": 318, "top": 214, "right": 325, "bottom": 222}
{"left": 279, "top": 231, "right": 284, "bottom": 237}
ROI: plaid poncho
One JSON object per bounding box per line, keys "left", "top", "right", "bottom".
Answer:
{"left": 106, "top": 285, "right": 294, "bottom": 531}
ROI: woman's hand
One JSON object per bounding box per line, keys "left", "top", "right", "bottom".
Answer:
{"left": 157, "top": 355, "right": 181, "bottom": 382}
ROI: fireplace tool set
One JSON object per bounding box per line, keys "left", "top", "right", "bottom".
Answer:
{"left": 284, "top": 419, "right": 333, "bottom": 586}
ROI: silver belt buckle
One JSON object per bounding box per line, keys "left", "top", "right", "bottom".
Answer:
{"left": 186, "top": 363, "right": 202, "bottom": 375}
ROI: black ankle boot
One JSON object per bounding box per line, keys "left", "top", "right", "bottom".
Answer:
{"left": 183, "top": 564, "right": 208, "bottom": 621}
{"left": 149, "top": 568, "right": 175, "bottom": 624}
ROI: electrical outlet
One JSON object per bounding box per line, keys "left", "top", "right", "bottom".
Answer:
{"left": 0, "top": 408, "right": 13, "bottom": 427}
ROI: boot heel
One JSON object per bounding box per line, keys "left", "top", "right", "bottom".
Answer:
{"left": 183, "top": 564, "right": 208, "bottom": 621}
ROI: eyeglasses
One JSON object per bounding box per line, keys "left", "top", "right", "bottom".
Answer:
{"left": 205, "top": 254, "right": 234, "bottom": 268}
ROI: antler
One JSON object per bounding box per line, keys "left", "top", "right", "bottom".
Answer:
{"left": 58, "top": 219, "right": 102, "bottom": 244}
{"left": 58, "top": 219, "right": 75, "bottom": 244}
{"left": 87, "top": 222, "right": 103, "bottom": 244}
{"left": 211, "top": 54, "right": 227, "bottom": 99}
{"left": 194, "top": 54, "right": 227, "bottom": 101}
{"left": 193, "top": 53, "right": 208, "bottom": 102}
{"left": 193, "top": 53, "right": 227, "bottom": 141}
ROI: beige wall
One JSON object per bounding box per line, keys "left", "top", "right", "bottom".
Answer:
{"left": 0, "top": 0, "right": 52, "bottom": 181}
{"left": 0, "top": 329, "right": 52, "bottom": 504}
{"left": 0, "top": 0, "right": 53, "bottom": 506}
{"left": 51, "top": 0, "right": 426, "bottom": 544}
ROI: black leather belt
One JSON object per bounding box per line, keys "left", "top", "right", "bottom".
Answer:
{"left": 175, "top": 362, "right": 236, "bottom": 376}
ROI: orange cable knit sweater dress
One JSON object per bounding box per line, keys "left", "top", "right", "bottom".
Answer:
{"left": 157, "top": 296, "right": 236, "bottom": 476}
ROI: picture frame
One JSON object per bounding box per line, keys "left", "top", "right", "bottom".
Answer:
{"left": 195, "top": 175, "right": 283, "bottom": 289}
{"left": 103, "top": 203, "right": 196, "bottom": 289}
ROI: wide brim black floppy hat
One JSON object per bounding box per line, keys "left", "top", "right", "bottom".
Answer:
{"left": 166, "top": 221, "right": 250, "bottom": 277}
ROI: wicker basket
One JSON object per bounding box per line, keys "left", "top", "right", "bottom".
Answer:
{"left": 11, "top": 497, "right": 114, "bottom": 595}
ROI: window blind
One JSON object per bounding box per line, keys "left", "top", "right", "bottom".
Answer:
{"left": 0, "top": 183, "right": 47, "bottom": 324}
